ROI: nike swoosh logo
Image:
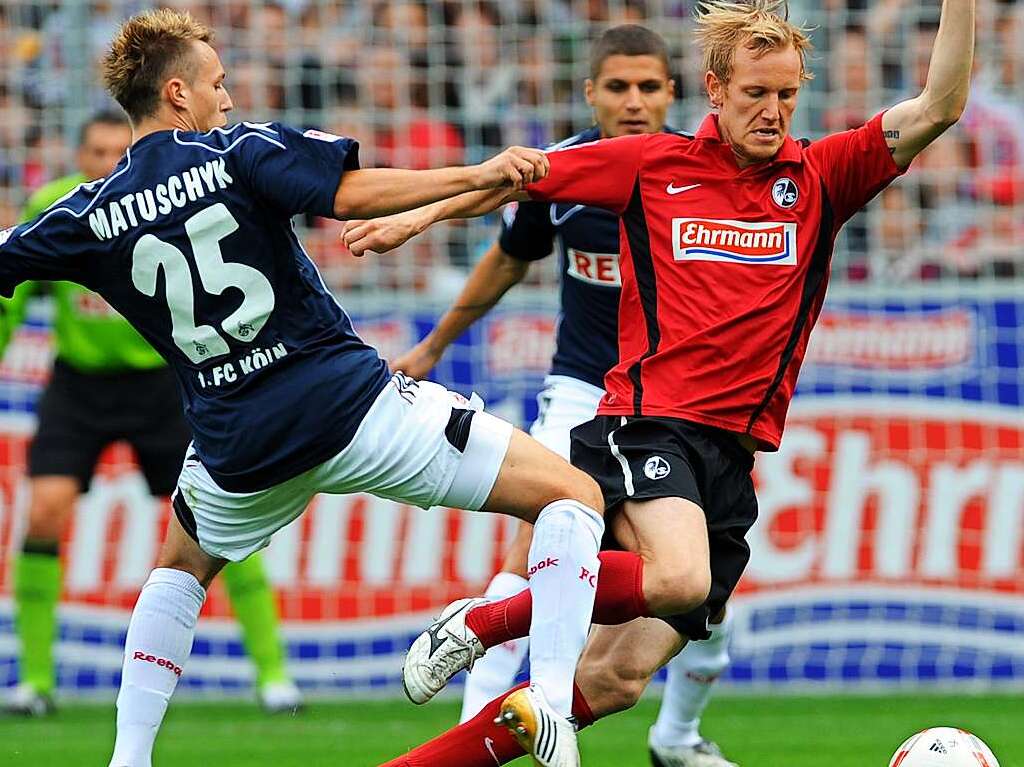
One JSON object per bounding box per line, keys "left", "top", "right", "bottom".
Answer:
{"left": 426, "top": 603, "right": 469, "bottom": 657}
{"left": 666, "top": 182, "right": 701, "bottom": 195}
{"left": 550, "top": 204, "right": 585, "bottom": 226}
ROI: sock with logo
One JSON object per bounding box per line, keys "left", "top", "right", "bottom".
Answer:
{"left": 459, "top": 571, "right": 530, "bottom": 723}
{"left": 108, "top": 568, "right": 205, "bottom": 767}
{"left": 221, "top": 553, "right": 289, "bottom": 688}
{"left": 517, "top": 499, "right": 602, "bottom": 717}
{"left": 380, "top": 681, "right": 596, "bottom": 767}
{"left": 466, "top": 549, "right": 651, "bottom": 649}
{"left": 649, "top": 612, "right": 734, "bottom": 749}
{"left": 13, "top": 540, "right": 62, "bottom": 695}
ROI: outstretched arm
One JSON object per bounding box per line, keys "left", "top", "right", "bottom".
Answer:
{"left": 882, "top": 0, "right": 974, "bottom": 168}
{"left": 391, "top": 241, "right": 530, "bottom": 379}
{"left": 333, "top": 148, "right": 545, "bottom": 219}
{"left": 341, "top": 132, "right": 647, "bottom": 256}
{"left": 341, "top": 188, "right": 521, "bottom": 257}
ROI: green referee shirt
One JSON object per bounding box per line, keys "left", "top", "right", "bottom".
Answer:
{"left": 0, "top": 173, "right": 166, "bottom": 373}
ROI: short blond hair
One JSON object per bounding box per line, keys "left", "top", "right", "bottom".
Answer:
{"left": 695, "top": 1, "right": 814, "bottom": 83}
{"left": 102, "top": 9, "right": 214, "bottom": 122}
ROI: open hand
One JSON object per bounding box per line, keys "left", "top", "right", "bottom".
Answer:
{"left": 341, "top": 214, "right": 422, "bottom": 257}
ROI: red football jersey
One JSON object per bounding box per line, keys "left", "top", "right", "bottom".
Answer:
{"left": 526, "top": 112, "right": 904, "bottom": 449}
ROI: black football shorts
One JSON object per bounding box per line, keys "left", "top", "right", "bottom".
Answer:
{"left": 570, "top": 415, "right": 758, "bottom": 641}
{"left": 29, "top": 361, "right": 191, "bottom": 495}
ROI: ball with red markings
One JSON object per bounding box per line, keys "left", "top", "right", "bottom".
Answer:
{"left": 889, "top": 728, "right": 999, "bottom": 767}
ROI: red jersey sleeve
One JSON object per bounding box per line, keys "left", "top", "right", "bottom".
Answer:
{"left": 805, "top": 111, "right": 905, "bottom": 226}
{"left": 526, "top": 133, "right": 645, "bottom": 214}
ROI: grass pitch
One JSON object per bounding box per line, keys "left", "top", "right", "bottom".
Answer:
{"left": 1, "top": 693, "right": 1020, "bottom": 766}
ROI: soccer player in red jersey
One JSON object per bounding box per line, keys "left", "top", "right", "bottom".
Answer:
{"left": 346, "top": 2, "right": 976, "bottom": 765}
{"left": 393, "top": 25, "right": 740, "bottom": 767}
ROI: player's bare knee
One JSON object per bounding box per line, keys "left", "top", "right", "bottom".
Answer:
{"left": 25, "top": 515, "right": 65, "bottom": 543}
{"left": 27, "top": 495, "right": 75, "bottom": 540}
{"left": 532, "top": 463, "right": 603, "bottom": 515}
{"left": 644, "top": 564, "right": 712, "bottom": 616}
{"left": 156, "top": 532, "right": 224, "bottom": 589}
{"left": 154, "top": 553, "right": 215, "bottom": 589}
{"left": 561, "top": 466, "right": 603, "bottom": 514}
{"left": 26, "top": 508, "right": 72, "bottom": 543}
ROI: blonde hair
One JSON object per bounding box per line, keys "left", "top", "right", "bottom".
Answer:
{"left": 102, "top": 9, "right": 214, "bottom": 122}
{"left": 695, "top": 1, "right": 814, "bottom": 83}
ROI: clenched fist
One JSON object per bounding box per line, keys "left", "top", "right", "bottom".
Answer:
{"left": 476, "top": 146, "right": 550, "bottom": 190}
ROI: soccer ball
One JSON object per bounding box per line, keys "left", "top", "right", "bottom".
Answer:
{"left": 889, "top": 727, "right": 999, "bottom": 767}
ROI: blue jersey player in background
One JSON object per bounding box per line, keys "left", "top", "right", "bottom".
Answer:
{"left": 0, "top": 10, "right": 613, "bottom": 767}
{"left": 391, "top": 26, "right": 739, "bottom": 767}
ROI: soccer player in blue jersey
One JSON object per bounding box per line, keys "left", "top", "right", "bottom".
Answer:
{"left": 392, "top": 26, "right": 739, "bottom": 767}
{"left": 3, "top": 110, "right": 299, "bottom": 718}
{"left": 0, "top": 10, "right": 611, "bottom": 767}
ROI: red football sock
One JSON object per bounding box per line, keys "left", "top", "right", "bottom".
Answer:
{"left": 378, "top": 682, "right": 596, "bottom": 767}
{"left": 465, "top": 550, "right": 649, "bottom": 649}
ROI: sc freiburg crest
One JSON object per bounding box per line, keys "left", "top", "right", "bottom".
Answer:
{"left": 772, "top": 177, "right": 799, "bottom": 209}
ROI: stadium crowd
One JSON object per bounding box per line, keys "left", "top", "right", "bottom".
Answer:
{"left": 0, "top": 0, "right": 1021, "bottom": 286}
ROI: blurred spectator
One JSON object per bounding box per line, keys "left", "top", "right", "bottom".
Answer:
{"left": 962, "top": 2, "right": 1024, "bottom": 208}
{"left": 361, "top": 44, "right": 463, "bottom": 170}
{"left": 824, "top": 24, "right": 871, "bottom": 131}
{"left": 21, "top": 127, "right": 70, "bottom": 193}
{"left": 450, "top": 1, "right": 512, "bottom": 159}
{"left": 33, "top": 1, "right": 120, "bottom": 107}
{"left": 374, "top": 1, "right": 431, "bottom": 53}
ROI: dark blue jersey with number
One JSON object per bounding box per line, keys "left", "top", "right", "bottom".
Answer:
{"left": 498, "top": 126, "right": 687, "bottom": 390}
{"left": 0, "top": 121, "right": 390, "bottom": 492}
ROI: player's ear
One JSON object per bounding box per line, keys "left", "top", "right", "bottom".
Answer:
{"left": 668, "top": 78, "right": 677, "bottom": 102}
{"left": 165, "top": 77, "right": 190, "bottom": 110}
{"left": 584, "top": 78, "right": 596, "bottom": 107}
{"left": 705, "top": 71, "right": 723, "bottom": 109}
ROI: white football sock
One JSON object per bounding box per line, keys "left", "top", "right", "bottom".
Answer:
{"left": 526, "top": 499, "right": 603, "bottom": 717}
{"left": 650, "top": 612, "right": 734, "bottom": 749}
{"left": 109, "top": 568, "right": 206, "bottom": 767}
{"left": 460, "top": 571, "right": 531, "bottom": 723}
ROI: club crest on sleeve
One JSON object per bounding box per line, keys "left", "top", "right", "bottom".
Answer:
{"left": 303, "top": 129, "right": 344, "bottom": 143}
{"left": 771, "top": 177, "right": 799, "bottom": 209}
{"left": 502, "top": 201, "right": 519, "bottom": 227}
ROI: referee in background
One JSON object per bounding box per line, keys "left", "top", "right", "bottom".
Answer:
{"left": 3, "top": 110, "right": 301, "bottom": 716}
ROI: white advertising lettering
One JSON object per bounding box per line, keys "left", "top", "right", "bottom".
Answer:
{"left": 672, "top": 218, "right": 798, "bottom": 265}
{"left": 566, "top": 248, "right": 621, "bottom": 286}
{"left": 807, "top": 309, "right": 974, "bottom": 370}
{"left": 747, "top": 400, "right": 1024, "bottom": 585}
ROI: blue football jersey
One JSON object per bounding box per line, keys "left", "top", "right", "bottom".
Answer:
{"left": 498, "top": 126, "right": 688, "bottom": 390}
{"left": 0, "top": 121, "right": 390, "bottom": 492}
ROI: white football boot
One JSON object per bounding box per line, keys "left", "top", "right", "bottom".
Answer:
{"left": 258, "top": 679, "right": 304, "bottom": 714}
{"left": 496, "top": 684, "right": 580, "bottom": 767}
{"left": 403, "top": 597, "right": 488, "bottom": 704}
{"left": 4, "top": 683, "right": 55, "bottom": 716}
{"left": 649, "top": 734, "right": 739, "bottom": 767}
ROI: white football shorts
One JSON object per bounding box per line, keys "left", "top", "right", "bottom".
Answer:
{"left": 528, "top": 375, "right": 605, "bottom": 461}
{"left": 174, "top": 373, "right": 514, "bottom": 561}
